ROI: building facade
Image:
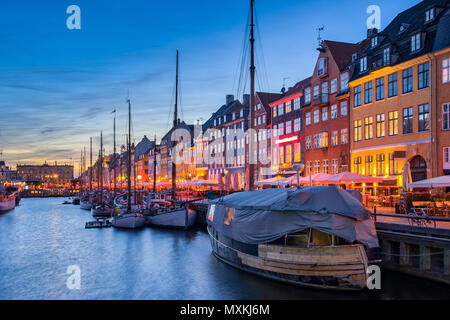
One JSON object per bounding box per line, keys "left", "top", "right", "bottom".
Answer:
{"left": 17, "top": 163, "right": 73, "bottom": 185}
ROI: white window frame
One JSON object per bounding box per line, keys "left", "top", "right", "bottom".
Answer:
{"left": 443, "top": 58, "right": 450, "bottom": 84}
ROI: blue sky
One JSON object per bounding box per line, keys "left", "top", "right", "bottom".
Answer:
{"left": 0, "top": 0, "right": 420, "bottom": 173}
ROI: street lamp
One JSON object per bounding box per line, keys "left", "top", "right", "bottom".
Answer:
{"left": 293, "top": 163, "right": 305, "bottom": 190}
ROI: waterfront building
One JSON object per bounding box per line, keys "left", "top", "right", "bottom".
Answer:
{"left": 348, "top": 0, "right": 450, "bottom": 193}
{"left": 269, "top": 79, "right": 310, "bottom": 176}
{"left": 207, "top": 95, "right": 249, "bottom": 191}
{"left": 134, "top": 135, "right": 155, "bottom": 183}
{"left": 250, "top": 91, "right": 282, "bottom": 180}
{"left": 0, "top": 161, "right": 19, "bottom": 183}
{"left": 17, "top": 162, "right": 73, "bottom": 186}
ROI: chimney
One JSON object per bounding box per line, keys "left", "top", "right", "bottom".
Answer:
{"left": 226, "top": 94, "right": 234, "bottom": 105}
{"left": 243, "top": 94, "right": 250, "bottom": 107}
{"left": 367, "top": 27, "right": 378, "bottom": 38}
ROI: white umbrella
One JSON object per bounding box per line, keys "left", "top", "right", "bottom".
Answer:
{"left": 408, "top": 175, "right": 450, "bottom": 188}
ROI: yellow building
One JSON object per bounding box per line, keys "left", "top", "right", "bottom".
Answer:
{"left": 348, "top": 1, "right": 450, "bottom": 191}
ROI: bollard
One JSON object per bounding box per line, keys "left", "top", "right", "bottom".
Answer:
{"left": 373, "top": 206, "right": 377, "bottom": 222}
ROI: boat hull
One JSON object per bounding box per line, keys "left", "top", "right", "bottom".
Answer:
{"left": 147, "top": 207, "right": 197, "bottom": 230}
{"left": 111, "top": 213, "right": 146, "bottom": 229}
{"left": 80, "top": 201, "right": 92, "bottom": 210}
{"left": 0, "top": 195, "right": 15, "bottom": 213}
{"left": 91, "top": 206, "right": 113, "bottom": 218}
{"left": 207, "top": 225, "right": 369, "bottom": 291}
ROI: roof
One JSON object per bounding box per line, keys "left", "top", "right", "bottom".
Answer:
{"left": 134, "top": 136, "right": 155, "bottom": 159}
{"left": 255, "top": 91, "right": 283, "bottom": 114}
{"left": 203, "top": 99, "right": 246, "bottom": 130}
{"left": 269, "top": 77, "right": 312, "bottom": 107}
{"left": 324, "top": 40, "right": 370, "bottom": 72}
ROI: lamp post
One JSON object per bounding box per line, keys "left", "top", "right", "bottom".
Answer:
{"left": 293, "top": 163, "right": 305, "bottom": 190}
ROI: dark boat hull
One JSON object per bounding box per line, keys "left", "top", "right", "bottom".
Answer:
{"left": 207, "top": 225, "right": 369, "bottom": 291}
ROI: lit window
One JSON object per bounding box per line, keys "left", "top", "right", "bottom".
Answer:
{"left": 388, "top": 111, "right": 398, "bottom": 136}
{"left": 354, "top": 120, "right": 362, "bottom": 142}
{"left": 376, "top": 114, "right": 385, "bottom": 138}
{"left": 285, "top": 101, "right": 292, "bottom": 113}
{"left": 341, "top": 128, "right": 348, "bottom": 144}
{"left": 364, "top": 117, "right": 373, "bottom": 140}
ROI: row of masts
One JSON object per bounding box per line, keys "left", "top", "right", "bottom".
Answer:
{"left": 80, "top": 0, "right": 257, "bottom": 198}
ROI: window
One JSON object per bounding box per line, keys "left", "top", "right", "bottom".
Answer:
{"left": 330, "top": 78, "right": 337, "bottom": 93}
{"left": 323, "top": 160, "right": 329, "bottom": 174}
{"left": 444, "top": 147, "right": 450, "bottom": 169}
{"left": 306, "top": 136, "right": 312, "bottom": 150}
{"left": 306, "top": 161, "right": 312, "bottom": 175}
{"left": 341, "top": 101, "right": 348, "bottom": 117}
{"left": 305, "top": 88, "right": 311, "bottom": 104}
{"left": 314, "top": 109, "right": 320, "bottom": 124}
{"left": 321, "top": 82, "right": 328, "bottom": 103}
{"left": 354, "top": 85, "right": 361, "bottom": 107}
{"left": 285, "top": 145, "right": 292, "bottom": 165}
{"left": 376, "top": 154, "right": 385, "bottom": 176}
{"left": 278, "top": 122, "right": 285, "bottom": 136}
{"left": 418, "top": 62, "right": 429, "bottom": 89}
{"left": 318, "top": 58, "right": 326, "bottom": 76}
{"left": 376, "top": 114, "right": 385, "bottom": 138}
{"left": 340, "top": 73, "right": 349, "bottom": 92}
{"left": 293, "top": 98, "right": 301, "bottom": 110}
{"left": 332, "top": 159, "right": 339, "bottom": 174}
{"left": 273, "top": 124, "right": 278, "bottom": 137}
{"left": 371, "top": 36, "right": 378, "bottom": 48}
{"left": 376, "top": 77, "right": 385, "bottom": 101}
{"left": 354, "top": 156, "right": 362, "bottom": 174}
{"left": 443, "top": 103, "right": 450, "bottom": 130}
{"left": 411, "top": 33, "right": 421, "bottom": 52}
{"left": 425, "top": 8, "right": 434, "bottom": 22}
{"left": 279, "top": 145, "right": 284, "bottom": 164}
{"left": 341, "top": 128, "right": 348, "bottom": 144}
{"left": 360, "top": 57, "right": 367, "bottom": 73}
{"left": 418, "top": 104, "right": 429, "bottom": 132}
{"left": 388, "top": 73, "right": 398, "bottom": 97}
{"left": 383, "top": 48, "right": 390, "bottom": 65}
{"left": 314, "top": 160, "right": 321, "bottom": 174}
{"left": 294, "top": 143, "right": 301, "bottom": 163}
{"left": 331, "top": 104, "right": 338, "bottom": 119}
{"left": 285, "top": 121, "right": 292, "bottom": 134}
{"left": 388, "top": 111, "right": 398, "bottom": 136}
{"left": 403, "top": 107, "right": 413, "bottom": 134}
{"left": 443, "top": 58, "right": 450, "bottom": 84}
{"left": 285, "top": 101, "right": 292, "bottom": 113}
{"left": 305, "top": 112, "right": 311, "bottom": 126}
{"left": 294, "top": 118, "right": 301, "bottom": 132}
{"left": 272, "top": 107, "right": 277, "bottom": 118}
{"left": 364, "top": 81, "right": 373, "bottom": 104}
{"left": 322, "top": 107, "right": 328, "bottom": 122}
{"left": 354, "top": 120, "right": 362, "bottom": 142}
{"left": 389, "top": 153, "right": 399, "bottom": 175}
{"left": 262, "top": 114, "right": 266, "bottom": 124}
{"left": 331, "top": 130, "right": 338, "bottom": 146}
{"left": 403, "top": 68, "right": 413, "bottom": 93}
{"left": 278, "top": 104, "right": 284, "bottom": 116}
{"left": 313, "top": 134, "right": 320, "bottom": 149}
{"left": 313, "top": 86, "right": 319, "bottom": 99}
{"left": 364, "top": 117, "right": 373, "bottom": 140}
{"left": 365, "top": 155, "right": 373, "bottom": 176}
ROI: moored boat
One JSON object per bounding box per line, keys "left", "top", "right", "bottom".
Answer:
{"left": 0, "top": 184, "right": 15, "bottom": 214}
{"left": 207, "top": 186, "right": 380, "bottom": 291}
{"left": 147, "top": 205, "right": 197, "bottom": 230}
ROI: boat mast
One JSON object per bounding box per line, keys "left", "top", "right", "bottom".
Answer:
{"left": 80, "top": 149, "right": 83, "bottom": 195}
{"left": 248, "top": 0, "right": 256, "bottom": 191}
{"left": 100, "top": 131, "right": 103, "bottom": 205}
{"left": 153, "top": 134, "right": 157, "bottom": 193}
{"left": 127, "top": 99, "right": 132, "bottom": 213}
{"left": 90, "top": 137, "right": 92, "bottom": 193}
{"left": 172, "top": 50, "right": 179, "bottom": 205}
{"left": 113, "top": 112, "right": 116, "bottom": 199}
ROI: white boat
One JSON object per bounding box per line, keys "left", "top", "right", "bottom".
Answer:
{"left": 147, "top": 206, "right": 197, "bottom": 230}
{"left": 80, "top": 198, "right": 92, "bottom": 210}
{"left": 112, "top": 210, "right": 146, "bottom": 229}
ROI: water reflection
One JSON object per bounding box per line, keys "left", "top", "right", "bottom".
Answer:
{"left": 0, "top": 198, "right": 448, "bottom": 300}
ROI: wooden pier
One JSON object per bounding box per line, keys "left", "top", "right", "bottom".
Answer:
{"left": 85, "top": 218, "right": 112, "bottom": 229}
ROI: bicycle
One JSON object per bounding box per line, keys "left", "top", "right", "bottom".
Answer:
{"left": 407, "top": 208, "right": 437, "bottom": 228}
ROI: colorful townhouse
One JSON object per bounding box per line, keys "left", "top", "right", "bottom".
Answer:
{"left": 348, "top": 0, "right": 450, "bottom": 192}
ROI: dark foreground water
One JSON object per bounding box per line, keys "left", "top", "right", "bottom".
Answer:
{"left": 0, "top": 198, "right": 449, "bottom": 300}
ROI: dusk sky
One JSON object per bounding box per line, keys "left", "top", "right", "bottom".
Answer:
{"left": 0, "top": 0, "right": 420, "bottom": 174}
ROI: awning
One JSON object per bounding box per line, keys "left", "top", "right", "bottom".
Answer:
{"left": 408, "top": 175, "right": 450, "bottom": 188}
{"left": 255, "top": 176, "right": 287, "bottom": 186}
{"left": 316, "top": 171, "right": 383, "bottom": 185}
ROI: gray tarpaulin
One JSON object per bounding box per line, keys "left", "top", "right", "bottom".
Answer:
{"left": 208, "top": 186, "right": 379, "bottom": 248}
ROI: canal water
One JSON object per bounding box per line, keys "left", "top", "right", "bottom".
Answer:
{"left": 0, "top": 198, "right": 448, "bottom": 300}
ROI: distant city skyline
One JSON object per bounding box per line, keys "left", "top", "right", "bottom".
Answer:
{"left": 0, "top": 0, "right": 420, "bottom": 173}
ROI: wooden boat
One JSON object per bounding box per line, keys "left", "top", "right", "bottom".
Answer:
{"left": 207, "top": 186, "right": 380, "bottom": 291}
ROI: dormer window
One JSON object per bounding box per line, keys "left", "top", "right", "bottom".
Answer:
{"left": 352, "top": 53, "right": 357, "bottom": 62}
{"left": 317, "top": 57, "right": 327, "bottom": 76}
{"left": 399, "top": 23, "right": 410, "bottom": 33}
{"left": 360, "top": 57, "right": 368, "bottom": 73}
{"left": 383, "top": 48, "right": 390, "bottom": 65}
{"left": 411, "top": 33, "right": 421, "bottom": 52}
{"left": 371, "top": 36, "right": 378, "bottom": 48}
{"left": 425, "top": 8, "right": 435, "bottom": 22}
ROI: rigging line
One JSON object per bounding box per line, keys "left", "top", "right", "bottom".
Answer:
{"left": 254, "top": 6, "right": 270, "bottom": 92}
{"left": 232, "top": 6, "right": 251, "bottom": 97}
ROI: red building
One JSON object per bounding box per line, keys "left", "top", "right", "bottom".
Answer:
{"left": 269, "top": 78, "right": 311, "bottom": 175}
{"left": 302, "top": 40, "right": 368, "bottom": 176}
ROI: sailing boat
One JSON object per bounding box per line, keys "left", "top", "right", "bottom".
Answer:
{"left": 111, "top": 99, "right": 146, "bottom": 229}
{"left": 0, "top": 182, "right": 15, "bottom": 214}
{"left": 92, "top": 132, "right": 114, "bottom": 218}
{"left": 147, "top": 50, "right": 197, "bottom": 230}
{"left": 80, "top": 138, "right": 94, "bottom": 210}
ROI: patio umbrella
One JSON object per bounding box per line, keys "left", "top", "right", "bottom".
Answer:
{"left": 408, "top": 175, "right": 450, "bottom": 188}
{"left": 276, "top": 173, "right": 331, "bottom": 186}
{"left": 255, "top": 176, "right": 285, "bottom": 186}
{"left": 316, "top": 171, "right": 382, "bottom": 185}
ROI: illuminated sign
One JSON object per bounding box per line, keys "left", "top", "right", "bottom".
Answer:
{"left": 275, "top": 135, "right": 299, "bottom": 145}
